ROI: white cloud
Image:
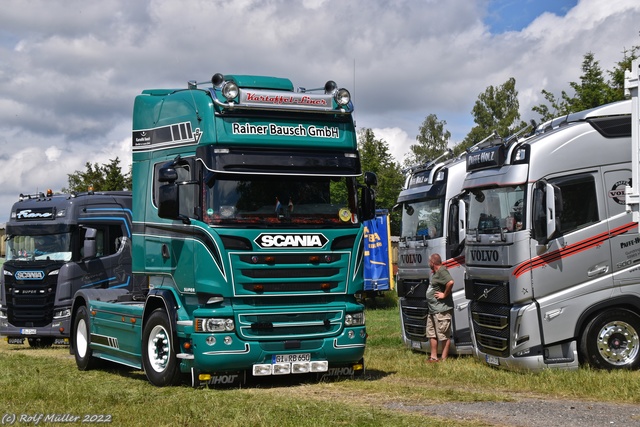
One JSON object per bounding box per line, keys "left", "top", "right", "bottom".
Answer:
{"left": 371, "top": 127, "right": 414, "bottom": 166}
{"left": 45, "top": 146, "right": 61, "bottom": 162}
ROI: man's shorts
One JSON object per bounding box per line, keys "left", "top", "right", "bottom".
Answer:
{"left": 426, "top": 310, "right": 452, "bottom": 341}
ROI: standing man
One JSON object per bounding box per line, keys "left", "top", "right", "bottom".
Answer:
{"left": 425, "top": 253, "right": 454, "bottom": 362}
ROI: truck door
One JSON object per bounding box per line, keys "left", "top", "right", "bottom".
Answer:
{"left": 530, "top": 171, "right": 612, "bottom": 346}
{"left": 147, "top": 158, "right": 197, "bottom": 293}
{"left": 604, "top": 168, "right": 639, "bottom": 287}
{"left": 61, "top": 221, "right": 132, "bottom": 302}
{"left": 446, "top": 196, "right": 471, "bottom": 348}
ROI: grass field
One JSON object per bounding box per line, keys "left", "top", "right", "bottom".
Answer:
{"left": 1, "top": 298, "right": 640, "bottom": 426}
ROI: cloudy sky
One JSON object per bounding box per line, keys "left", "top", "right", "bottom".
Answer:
{"left": 0, "top": 0, "right": 639, "bottom": 223}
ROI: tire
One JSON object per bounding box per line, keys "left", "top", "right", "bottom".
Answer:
{"left": 27, "top": 337, "right": 55, "bottom": 348}
{"left": 142, "top": 309, "right": 182, "bottom": 387}
{"left": 579, "top": 309, "right": 640, "bottom": 370}
{"left": 73, "top": 305, "right": 99, "bottom": 370}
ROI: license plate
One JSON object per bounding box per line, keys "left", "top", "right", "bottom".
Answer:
{"left": 486, "top": 354, "right": 500, "bottom": 366}
{"left": 272, "top": 353, "right": 311, "bottom": 363}
{"left": 8, "top": 338, "right": 24, "bottom": 344}
{"left": 21, "top": 328, "right": 37, "bottom": 335}
{"left": 411, "top": 341, "right": 421, "bottom": 350}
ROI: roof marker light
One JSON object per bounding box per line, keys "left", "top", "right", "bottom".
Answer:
{"left": 515, "top": 148, "right": 527, "bottom": 162}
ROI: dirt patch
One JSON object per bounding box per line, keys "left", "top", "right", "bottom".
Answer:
{"left": 387, "top": 398, "right": 640, "bottom": 427}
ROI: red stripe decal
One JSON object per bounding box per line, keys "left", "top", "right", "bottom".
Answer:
{"left": 513, "top": 222, "right": 636, "bottom": 278}
{"left": 444, "top": 255, "right": 465, "bottom": 269}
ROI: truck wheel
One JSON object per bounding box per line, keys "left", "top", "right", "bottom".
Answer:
{"left": 73, "top": 305, "right": 98, "bottom": 370}
{"left": 579, "top": 309, "right": 640, "bottom": 370}
{"left": 27, "top": 337, "right": 55, "bottom": 348}
{"left": 142, "top": 309, "right": 182, "bottom": 386}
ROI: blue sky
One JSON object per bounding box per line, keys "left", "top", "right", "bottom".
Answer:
{"left": 486, "top": 0, "right": 579, "bottom": 33}
{"left": 0, "top": 0, "right": 638, "bottom": 222}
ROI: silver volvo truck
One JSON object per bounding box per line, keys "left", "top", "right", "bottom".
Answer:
{"left": 464, "top": 60, "right": 640, "bottom": 371}
{"left": 396, "top": 154, "right": 472, "bottom": 355}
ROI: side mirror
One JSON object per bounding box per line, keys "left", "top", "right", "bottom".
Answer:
{"left": 158, "top": 183, "right": 180, "bottom": 219}
{"left": 361, "top": 187, "right": 376, "bottom": 221}
{"left": 83, "top": 228, "right": 97, "bottom": 260}
{"left": 360, "top": 171, "right": 377, "bottom": 221}
{"left": 446, "top": 197, "right": 467, "bottom": 258}
{"left": 457, "top": 198, "right": 467, "bottom": 244}
{"left": 533, "top": 181, "right": 562, "bottom": 244}
{"left": 159, "top": 167, "right": 178, "bottom": 183}
{"left": 364, "top": 171, "right": 377, "bottom": 186}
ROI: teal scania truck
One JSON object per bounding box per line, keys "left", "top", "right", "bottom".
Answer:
{"left": 69, "top": 73, "right": 376, "bottom": 387}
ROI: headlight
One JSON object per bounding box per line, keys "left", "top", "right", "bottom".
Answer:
{"left": 334, "top": 88, "right": 350, "bottom": 106}
{"left": 195, "top": 318, "right": 235, "bottom": 332}
{"left": 345, "top": 312, "right": 365, "bottom": 326}
{"left": 222, "top": 82, "right": 239, "bottom": 100}
{"left": 53, "top": 308, "right": 71, "bottom": 319}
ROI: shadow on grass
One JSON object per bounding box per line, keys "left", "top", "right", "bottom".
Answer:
{"left": 362, "top": 290, "right": 398, "bottom": 310}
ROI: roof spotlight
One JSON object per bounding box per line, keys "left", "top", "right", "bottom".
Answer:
{"left": 222, "top": 81, "right": 239, "bottom": 100}
{"left": 334, "top": 88, "right": 351, "bottom": 106}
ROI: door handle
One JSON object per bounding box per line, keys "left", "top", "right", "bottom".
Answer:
{"left": 587, "top": 265, "right": 609, "bottom": 277}
{"left": 456, "top": 302, "right": 469, "bottom": 311}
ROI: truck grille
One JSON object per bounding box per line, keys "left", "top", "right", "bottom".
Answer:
{"left": 470, "top": 300, "right": 511, "bottom": 357}
{"left": 476, "top": 333, "right": 508, "bottom": 352}
{"left": 4, "top": 277, "right": 56, "bottom": 327}
{"left": 231, "top": 252, "right": 349, "bottom": 295}
{"left": 396, "top": 278, "right": 428, "bottom": 298}
{"left": 237, "top": 310, "right": 343, "bottom": 340}
{"left": 465, "top": 279, "right": 509, "bottom": 304}
{"left": 400, "top": 299, "right": 428, "bottom": 340}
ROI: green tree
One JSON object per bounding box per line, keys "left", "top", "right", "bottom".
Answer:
{"left": 455, "top": 77, "right": 526, "bottom": 153}
{"left": 532, "top": 49, "right": 639, "bottom": 122}
{"left": 608, "top": 45, "right": 640, "bottom": 100}
{"left": 531, "top": 89, "right": 572, "bottom": 123}
{"left": 567, "top": 52, "right": 614, "bottom": 111}
{"left": 404, "top": 114, "right": 451, "bottom": 168}
{"left": 63, "top": 157, "right": 131, "bottom": 193}
{"left": 357, "top": 128, "right": 404, "bottom": 235}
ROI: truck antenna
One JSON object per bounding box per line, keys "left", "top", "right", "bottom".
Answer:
{"left": 187, "top": 80, "right": 202, "bottom": 122}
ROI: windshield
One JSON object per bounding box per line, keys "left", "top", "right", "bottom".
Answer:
{"left": 468, "top": 185, "right": 525, "bottom": 234}
{"left": 401, "top": 197, "right": 444, "bottom": 239}
{"left": 203, "top": 174, "right": 359, "bottom": 226}
{"left": 6, "top": 232, "right": 73, "bottom": 261}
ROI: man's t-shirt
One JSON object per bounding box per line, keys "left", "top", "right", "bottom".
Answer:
{"left": 425, "top": 266, "right": 454, "bottom": 313}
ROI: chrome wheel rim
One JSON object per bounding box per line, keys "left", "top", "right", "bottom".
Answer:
{"left": 597, "top": 320, "right": 640, "bottom": 366}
